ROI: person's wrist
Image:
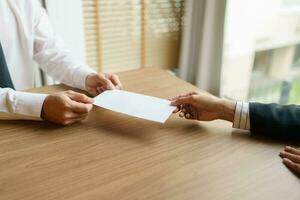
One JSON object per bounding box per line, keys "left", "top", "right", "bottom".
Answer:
{"left": 217, "top": 99, "right": 236, "bottom": 122}
{"left": 40, "top": 96, "right": 49, "bottom": 120}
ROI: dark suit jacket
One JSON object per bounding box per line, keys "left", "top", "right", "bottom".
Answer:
{"left": 249, "top": 103, "right": 300, "bottom": 139}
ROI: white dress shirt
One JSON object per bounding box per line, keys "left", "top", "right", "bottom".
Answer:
{"left": 0, "top": 0, "right": 95, "bottom": 120}
{"left": 233, "top": 101, "right": 251, "bottom": 130}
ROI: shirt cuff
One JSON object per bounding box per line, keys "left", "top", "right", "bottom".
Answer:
{"left": 12, "top": 91, "right": 48, "bottom": 120}
{"left": 72, "top": 66, "right": 97, "bottom": 91}
{"left": 233, "top": 101, "right": 250, "bottom": 130}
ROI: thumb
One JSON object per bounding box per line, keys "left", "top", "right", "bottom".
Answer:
{"left": 171, "top": 96, "right": 194, "bottom": 106}
{"left": 65, "top": 91, "right": 94, "bottom": 104}
{"left": 103, "top": 78, "right": 115, "bottom": 90}
{"left": 97, "top": 74, "right": 115, "bottom": 90}
{"left": 69, "top": 101, "right": 93, "bottom": 114}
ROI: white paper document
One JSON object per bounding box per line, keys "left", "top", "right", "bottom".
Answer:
{"left": 93, "top": 90, "right": 176, "bottom": 123}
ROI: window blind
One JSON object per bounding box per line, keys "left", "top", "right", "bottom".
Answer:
{"left": 82, "top": 0, "right": 184, "bottom": 73}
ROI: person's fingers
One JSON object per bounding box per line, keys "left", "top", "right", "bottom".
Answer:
{"left": 280, "top": 151, "right": 300, "bottom": 163}
{"left": 171, "top": 96, "right": 194, "bottom": 106}
{"left": 170, "top": 92, "right": 198, "bottom": 101}
{"left": 284, "top": 146, "right": 300, "bottom": 155}
{"left": 170, "top": 93, "right": 189, "bottom": 101}
{"left": 193, "top": 107, "right": 200, "bottom": 120}
{"left": 183, "top": 107, "right": 191, "bottom": 119}
{"left": 186, "top": 105, "right": 196, "bottom": 120}
{"left": 88, "top": 89, "right": 98, "bottom": 97}
{"left": 173, "top": 106, "right": 180, "bottom": 113}
{"left": 108, "top": 74, "right": 123, "bottom": 89}
{"left": 97, "top": 74, "right": 115, "bottom": 90}
{"left": 186, "top": 105, "right": 194, "bottom": 119}
{"left": 179, "top": 111, "right": 185, "bottom": 118}
{"left": 282, "top": 158, "right": 300, "bottom": 173}
{"left": 59, "top": 111, "right": 88, "bottom": 125}
{"left": 187, "top": 91, "right": 198, "bottom": 96}
{"left": 185, "top": 113, "right": 191, "bottom": 119}
{"left": 62, "top": 117, "right": 87, "bottom": 125}
{"left": 97, "top": 86, "right": 106, "bottom": 94}
{"left": 69, "top": 101, "right": 93, "bottom": 114}
{"left": 66, "top": 90, "right": 94, "bottom": 104}
{"left": 69, "top": 112, "right": 89, "bottom": 120}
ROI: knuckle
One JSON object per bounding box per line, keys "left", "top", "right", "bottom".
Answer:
{"left": 61, "top": 121, "right": 69, "bottom": 126}
{"left": 81, "top": 94, "right": 87, "bottom": 98}
{"left": 83, "top": 107, "right": 89, "bottom": 113}
{"left": 98, "top": 74, "right": 105, "bottom": 78}
{"left": 61, "top": 113, "right": 69, "bottom": 120}
{"left": 62, "top": 102, "right": 69, "bottom": 109}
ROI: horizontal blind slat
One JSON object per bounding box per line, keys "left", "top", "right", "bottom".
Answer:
{"left": 82, "top": 0, "right": 184, "bottom": 72}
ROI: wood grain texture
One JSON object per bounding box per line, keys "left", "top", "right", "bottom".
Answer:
{"left": 0, "top": 69, "right": 299, "bottom": 200}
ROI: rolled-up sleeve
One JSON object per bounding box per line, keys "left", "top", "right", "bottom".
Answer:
{"left": 0, "top": 88, "right": 47, "bottom": 120}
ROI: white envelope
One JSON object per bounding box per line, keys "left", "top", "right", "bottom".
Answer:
{"left": 93, "top": 90, "right": 176, "bottom": 123}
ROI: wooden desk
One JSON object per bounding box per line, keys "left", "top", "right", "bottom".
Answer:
{"left": 0, "top": 69, "right": 299, "bottom": 200}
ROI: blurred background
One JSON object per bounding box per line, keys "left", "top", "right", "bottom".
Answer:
{"left": 40, "top": 0, "right": 300, "bottom": 104}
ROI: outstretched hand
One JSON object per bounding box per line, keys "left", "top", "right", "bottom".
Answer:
{"left": 170, "top": 91, "right": 236, "bottom": 122}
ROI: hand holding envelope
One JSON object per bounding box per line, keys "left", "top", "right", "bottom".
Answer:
{"left": 93, "top": 90, "right": 176, "bottom": 123}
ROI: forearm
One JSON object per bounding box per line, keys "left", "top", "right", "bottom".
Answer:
{"left": 218, "top": 99, "right": 236, "bottom": 123}
{"left": 0, "top": 88, "right": 47, "bottom": 120}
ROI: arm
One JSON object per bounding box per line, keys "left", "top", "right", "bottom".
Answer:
{"left": 0, "top": 88, "right": 95, "bottom": 125}
{"left": 171, "top": 91, "right": 300, "bottom": 175}
{"left": 33, "top": 2, "right": 95, "bottom": 90}
{"left": 171, "top": 92, "right": 300, "bottom": 139}
{"left": 249, "top": 103, "right": 300, "bottom": 139}
{"left": 32, "top": 2, "right": 122, "bottom": 95}
{"left": 0, "top": 1, "right": 121, "bottom": 124}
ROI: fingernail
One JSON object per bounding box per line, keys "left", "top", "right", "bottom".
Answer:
{"left": 285, "top": 146, "right": 292, "bottom": 149}
{"left": 282, "top": 158, "right": 289, "bottom": 163}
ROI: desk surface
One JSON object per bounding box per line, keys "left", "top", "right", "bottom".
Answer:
{"left": 0, "top": 69, "right": 299, "bottom": 200}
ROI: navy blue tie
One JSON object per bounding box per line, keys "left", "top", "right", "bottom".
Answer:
{"left": 0, "top": 42, "right": 14, "bottom": 89}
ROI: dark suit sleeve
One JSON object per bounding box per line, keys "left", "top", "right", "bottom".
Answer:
{"left": 249, "top": 103, "right": 300, "bottom": 139}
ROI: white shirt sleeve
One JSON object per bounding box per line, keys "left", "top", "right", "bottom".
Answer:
{"left": 233, "top": 101, "right": 251, "bottom": 130}
{"left": 0, "top": 2, "right": 96, "bottom": 121}
{"left": 33, "top": 2, "right": 96, "bottom": 90}
{"left": 0, "top": 88, "right": 47, "bottom": 120}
